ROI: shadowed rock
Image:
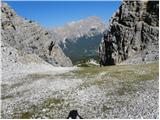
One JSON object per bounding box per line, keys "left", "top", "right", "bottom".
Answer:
{"left": 100, "top": 0, "right": 159, "bottom": 65}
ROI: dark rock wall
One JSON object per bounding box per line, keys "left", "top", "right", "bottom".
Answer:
{"left": 100, "top": 0, "right": 159, "bottom": 65}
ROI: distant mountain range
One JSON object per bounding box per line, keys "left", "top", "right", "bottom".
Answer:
{"left": 49, "top": 16, "right": 107, "bottom": 64}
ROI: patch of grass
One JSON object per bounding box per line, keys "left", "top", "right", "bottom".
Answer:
{"left": 71, "top": 67, "right": 101, "bottom": 78}
{"left": 137, "top": 73, "right": 156, "bottom": 81}
{"left": 27, "top": 73, "right": 52, "bottom": 79}
{"left": 10, "top": 82, "right": 24, "bottom": 89}
{"left": 20, "top": 112, "right": 34, "bottom": 119}
{"left": 102, "top": 105, "right": 113, "bottom": 112}
{"left": 77, "top": 63, "right": 90, "bottom": 67}
{"left": 77, "top": 62, "right": 98, "bottom": 67}
{"left": 12, "top": 98, "right": 64, "bottom": 119}
{"left": 43, "top": 98, "right": 64, "bottom": 108}
{"left": 90, "top": 79, "right": 105, "bottom": 86}
{"left": 115, "top": 63, "right": 159, "bottom": 95}
{"left": 1, "top": 95, "right": 13, "bottom": 100}
{"left": 55, "top": 72, "right": 76, "bottom": 79}
{"left": 75, "top": 62, "right": 158, "bottom": 81}
{"left": 110, "top": 70, "right": 134, "bottom": 80}
{"left": 1, "top": 84, "right": 9, "bottom": 92}
{"left": 117, "top": 81, "right": 137, "bottom": 95}
{"left": 72, "top": 62, "right": 159, "bottom": 93}
{"left": 71, "top": 63, "right": 159, "bottom": 94}
{"left": 12, "top": 104, "right": 37, "bottom": 119}
{"left": 1, "top": 84, "right": 7, "bottom": 87}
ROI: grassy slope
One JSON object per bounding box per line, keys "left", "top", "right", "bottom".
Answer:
{"left": 67, "top": 62, "right": 158, "bottom": 81}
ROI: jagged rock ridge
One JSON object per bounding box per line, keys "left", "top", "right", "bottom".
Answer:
{"left": 50, "top": 16, "right": 106, "bottom": 44}
{"left": 1, "top": 2, "right": 72, "bottom": 67}
{"left": 99, "top": 0, "right": 159, "bottom": 65}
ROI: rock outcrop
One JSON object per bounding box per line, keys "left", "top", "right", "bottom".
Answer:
{"left": 1, "top": 2, "right": 72, "bottom": 67}
{"left": 100, "top": 0, "right": 159, "bottom": 65}
{"left": 1, "top": 42, "right": 54, "bottom": 73}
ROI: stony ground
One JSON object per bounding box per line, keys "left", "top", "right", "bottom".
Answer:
{"left": 1, "top": 62, "right": 159, "bottom": 119}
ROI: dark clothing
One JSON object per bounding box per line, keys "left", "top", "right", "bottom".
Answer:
{"left": 67, "top": 110, "right": 83, "bottom": 119}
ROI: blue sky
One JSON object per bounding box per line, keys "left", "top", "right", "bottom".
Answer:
{"left": 5, "top": 1, "right": 121, "bottom": 28}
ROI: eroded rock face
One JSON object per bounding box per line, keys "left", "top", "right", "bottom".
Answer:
{"left": 100, "top": 0, "right": 159, "bottom": 65}
{"left": 1, "top": 2, "right": 72, "bottom": 67}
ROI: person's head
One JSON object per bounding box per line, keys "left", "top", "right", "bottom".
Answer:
{"left": 67, "top": 110, "right": 79, "bottom": 119}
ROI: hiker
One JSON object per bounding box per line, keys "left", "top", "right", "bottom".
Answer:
{"left": 48, "top": 41, "right": 55, "bottom": 55}
{"left": 67, "top": 110, "right": 83, "bottom": 119}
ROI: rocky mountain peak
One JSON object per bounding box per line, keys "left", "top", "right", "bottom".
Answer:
{"left": 48, "top": 16, "right": 107, "bottom": 64}
{"left": 99, "top": 0, "right": 159, "bottom": 65}
{"left": 1, "top": 2, "right": 72, "bottom": 67}
{"left": 50, "top": 16, "right": 106, "bottom": 43}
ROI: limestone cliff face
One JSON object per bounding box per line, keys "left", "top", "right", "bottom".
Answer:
{"left": 1, "top": 3, "right": 72, "bottom": 67}
{"left": 100, "top": 0, "right": 159, "bottom": 65}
